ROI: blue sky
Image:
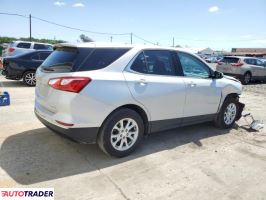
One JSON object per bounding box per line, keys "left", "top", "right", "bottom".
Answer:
{"left": 0, "top": 0, "right": 266, "bottom": 50}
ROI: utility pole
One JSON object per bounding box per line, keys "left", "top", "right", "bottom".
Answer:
{"left": 29, "top": 14, "right": 32, "bottom": 41}
{"left": 172, "top": 37, "right": 175, "bottom": 47}
{"left": 130, "top": 32, "right": 133, "bottom": 44}
{"left": 110, "top": 36, "right": 113, "bottom": 43}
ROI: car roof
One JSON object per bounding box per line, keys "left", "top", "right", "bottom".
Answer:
{"left": 54, "top": 42, "right": 195, "bottom": 54}
{"left": 13, "top": 41, "right": 53, "bottom": 45}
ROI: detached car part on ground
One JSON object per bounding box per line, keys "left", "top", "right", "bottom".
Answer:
{"left": 35, "top": 43, "right": 245, "bottom": 157}
{"left": 1, "top": 50, "right": 52, "bottom": 86}
{"left": 216, "top": 56, "right": 266, "bottom": 85}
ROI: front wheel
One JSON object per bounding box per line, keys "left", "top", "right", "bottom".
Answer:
{"left": 23, "top": 71, "right": 36, "bottom": 86}
{"left": 215, "top": 97, "right": 239, "bottom": 129}
{"left": 97, "top": 108, "right": 144, "bottom": 157}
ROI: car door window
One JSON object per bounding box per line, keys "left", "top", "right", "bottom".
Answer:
{"left": 256, "top": 59, "right": 264, "bottom": 66}
{"left": 131, "top": 52, "right": 147, "bottom": 73}
{"left": 249, "top": 59, "right": 256, "bottom": 65}
{"left": 131, "top": 50, "right": 176, "bottom": 76}
{"left": 177, "top": 52, "right": 210, "bottom": 78}
{"left": 17, "top": 42, "right": 31, "bottom": 49}
{"left": 34, "top": 44, "right": 46, "bottom": 50}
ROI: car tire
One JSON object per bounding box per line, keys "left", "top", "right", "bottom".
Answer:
{"left": 97, "top": 108, "right": 144, "bottom": 157}
{"left": 23, "top": 71, "right": 36, "bottom": 86}
{"left": 241, "top": 72, "right": 251, "bottom": 85}
{"left": 215, "top": 97, "right": 239, "bottom": 129}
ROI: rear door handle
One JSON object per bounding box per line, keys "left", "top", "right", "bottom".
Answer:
{"left": 138, "top": 79, "right": 147, "bottom": 86}
{"left": 188, "top": 82, "right": 197, "bottom": 87}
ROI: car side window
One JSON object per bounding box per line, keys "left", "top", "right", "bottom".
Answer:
{"left": 249, "top": 59, "right": 256, "bottom": 65}
{"left": 177, "top": 52, "right": 210, "bottom": 78}
{"left": 244, "top": 59, "right": 250, "bottom": 64}
{"left": 143, "top": 50, "right": 176, "bottom": 76}
{"left": 131, "top": 50, "right": 176, "bottom": 76}
{"left": 131, "top": 52, "right": 147, "bottom": 73}
{"left": 256, "top": 59, "right": 264, "bottom": 66}
{"left": 34, "top": 44, "right": 46, "bottom": 50}
{"left": 17, "top": 42, "right": 31, "bottom": 49}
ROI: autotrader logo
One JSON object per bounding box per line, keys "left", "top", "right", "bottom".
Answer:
{"left": 0, "top": 188, "right": 54, "bottom": 199}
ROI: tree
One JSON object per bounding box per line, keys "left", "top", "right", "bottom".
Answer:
{"left": 80, "top": 34, "right": 94, "bottom": 42}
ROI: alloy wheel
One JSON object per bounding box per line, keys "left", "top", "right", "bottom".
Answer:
{"left": 224, "top": 103, "right": 237, "bottom": 125}
{"left": 110, "top": 118, "right": 139, "bottom": 151}
{"left": 25, "top": 72, "right": 36, "bottom": 86}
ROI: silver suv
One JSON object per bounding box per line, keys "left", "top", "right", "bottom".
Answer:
{"left": 2, "top": 41, "right": 53, "bottom": 57}
{"left": 35, "top": 43, "right": 244, "bottom": 157}
{"left": 216, "top": 56, "right": 266, "bottom": 84}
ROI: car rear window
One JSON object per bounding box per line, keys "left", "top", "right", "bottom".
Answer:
{"left": 34, "top": 43, "right": 53, "bottom": 50}
{"left": 41, "top": 47, "right": 130, "bottom": 72}
{"left": 17, "top": 42, "right": 31, "bottom": 49}
{"left": 220, "top": 57, "right": 239, "bottom": 63}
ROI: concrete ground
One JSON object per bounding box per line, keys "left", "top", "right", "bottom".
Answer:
{"left": 0, "top": 75, "right": 266, "bottom": 200}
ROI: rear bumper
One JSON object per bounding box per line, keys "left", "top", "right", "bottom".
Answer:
{"left": 35, "top": 110, "right": 99, "bottom": 144}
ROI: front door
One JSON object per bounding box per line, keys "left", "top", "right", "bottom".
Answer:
{"left": 176, "top": 52, "right": 222, "bottom": 124}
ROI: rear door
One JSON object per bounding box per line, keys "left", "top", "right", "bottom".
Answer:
{"left": 245, "top": 58, "right": 261, "bottom": 77}
{"left": 176, "top": 51, "right": 222, "bottom": 123}
{"left": 255, "top": 59, "right": 266, "bottom": 78}
{"left": 123, "top": 50, "right": 186, "bottom": 132}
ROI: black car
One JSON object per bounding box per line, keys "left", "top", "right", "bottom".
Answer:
{"left": 1, "top": 50, "right": 52, "bottom": 86}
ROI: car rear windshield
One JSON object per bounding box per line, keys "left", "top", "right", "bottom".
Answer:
{"left": 41, "top": 47, "right": 130, "bottom": 72}
{"left": 220, "top": 57, "right": 239, "bottom": 63}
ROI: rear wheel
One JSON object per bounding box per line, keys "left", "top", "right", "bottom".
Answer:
{"left": 215, "top": 97, "right": 239, "bottom": 129}
{"left": 242, "top": 72, "right": 251, "bottom": 85}
{"left": 23, "top": 71, "right": 36, "bottom": 86}
{"left": 97, "top": 108, "right": 144, "bottom": 157}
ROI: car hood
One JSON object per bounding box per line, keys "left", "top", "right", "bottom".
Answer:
{"left": 223, "top": 75, "right": 240, "bottom": 83}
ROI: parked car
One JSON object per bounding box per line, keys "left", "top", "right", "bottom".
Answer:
{"left": 260, "top": 58, "right": 266, "bottom": 65}
{"left": 35, "top": 43, "right": 244, "bottom": 157}
{"left": 2, "top": 41, "right": 53, "bottom": 57}
{"left": 205, "top": 56, "right": 222, "bottom": 63}
{"left": 216, "top": 56, "right": 266, "bottom": 84}
{"left": 1, "top": 50, "right": 52, "bottom": 86}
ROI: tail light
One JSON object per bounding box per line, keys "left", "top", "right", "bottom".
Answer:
{"left": 231, "top": 61, "right": 244, "bottom": 67}
{"left": 48, "top": 77, "right": 91, "bottom": 93}
{"left": 8, "top": 47, "right": 15, "bottom": 53}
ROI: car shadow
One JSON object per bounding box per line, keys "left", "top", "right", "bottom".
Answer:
{"left": 0, "top": 123, "right": 235, "bottom": 185}
{"left": 0, "top": 80, "right": 28, "bottom": 88}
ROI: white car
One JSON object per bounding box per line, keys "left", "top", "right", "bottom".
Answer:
{"left": 217, "top": 56, "right": 266, "bottom": 84}
{"left": 35, "top": 43, "right": 244, "bottom": 157}
{"left": 2, "top": 41, "right": 53, "bottom": 57}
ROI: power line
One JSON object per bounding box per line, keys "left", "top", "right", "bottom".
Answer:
{"left": 31, "top": 15, "right": 130, "bottom": 36}
{"left": 0, "top": 12, "right": 28, "bottom": 18}
{"left": 132, "top": 34, "right": 157, "bottom": 45}
{"left": 1, "top": 12, "right": 264, "bottom": 45}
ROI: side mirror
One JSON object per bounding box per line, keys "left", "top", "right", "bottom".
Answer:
{"left": 212, "top": 71, "right": 223, "bottom": 79}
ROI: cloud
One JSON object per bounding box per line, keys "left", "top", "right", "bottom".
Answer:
{"left": 72, "top": 3, "right": 85, "bottom": 7}
{"left": 54, "top": 1, "right": 66, "bottom": 6}
{"left": 208, "top": 6, "right": 219, "bottom": 13}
